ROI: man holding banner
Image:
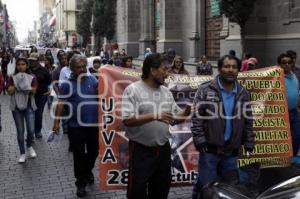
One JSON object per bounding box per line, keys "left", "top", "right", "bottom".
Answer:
{"left": 122, "top": 53, "right": 191, "bottom": 199}
{"left": 278, "top": 53, "right": 300, "bottom": 161}
{"left": 191, "top": 55, "right": 255, "bottom": 199}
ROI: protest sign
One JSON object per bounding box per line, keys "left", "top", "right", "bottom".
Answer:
{"left": 98, "top": 66, "right": 292, "bottom": 190}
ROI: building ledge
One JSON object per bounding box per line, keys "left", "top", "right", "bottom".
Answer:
{"left": 245, "top": 34, "right": 300, "bottom": 40}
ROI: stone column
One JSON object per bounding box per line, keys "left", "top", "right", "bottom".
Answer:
{"left": 116, "top": 0, "right": 140, "bottom": 57}
{"left": 220, "top": 15, "right": 229, "bottom": 39}
{"left": 220, "top": 15, "right": 242, "bottom": 58}
{"left": 156, "top": 0, "right": 183, "bottom": 55}
{"left": 138, "top": 0, "right": 155, "bottom": 59}
{"left": 188, "top": 0, "right": 202, "bottom": 63}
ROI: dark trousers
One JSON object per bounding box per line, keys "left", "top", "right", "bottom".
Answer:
{"left": 127, "top": 141, "right": 171, "bottom": 199}
{"left": 290, "top": 109, "right": 300, "bottom": 156}
{"left": 34, "top": 95, "right": 48, "bottom": 136}
{"left": 68, "top": 127, "right": 99, "bottom": 188}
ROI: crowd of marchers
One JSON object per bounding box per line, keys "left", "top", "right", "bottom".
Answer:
{"left": 0, "top": 44, "right": 299, "bottom": 198}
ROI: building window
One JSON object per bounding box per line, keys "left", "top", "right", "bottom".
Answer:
{"left": 289, "top": 0, "right": 300, "bottom": 21}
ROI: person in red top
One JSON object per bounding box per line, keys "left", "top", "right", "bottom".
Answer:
{"left": 246, "top": 57, "right": 258, "bottom": 71}
{"left": 240, "top": 53, "right": 253, "bottom": 72}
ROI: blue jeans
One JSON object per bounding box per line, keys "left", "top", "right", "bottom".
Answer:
{"left": 12, "top": 107, "right": 35, "bottom": 154}
{"left": 34, "top": 95, "right": 48, "bottom": 136}
{"left": 290, "top": 109, "right": 300, "bottom": 156}
{"left": 192, "top": 152, "right": 238, "bottom": 199}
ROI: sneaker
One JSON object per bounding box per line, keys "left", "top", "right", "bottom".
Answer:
{"left": 28, "top": 147, "right": 37, "bottom": 158}
{"left": 76, "top": 186, "right": 87, "bottom": 198}
{"left": 18, "top": 154, "right": 26, "bottom": 163}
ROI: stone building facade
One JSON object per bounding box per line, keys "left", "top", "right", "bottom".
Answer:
{"left": 55, "top": 0, "right": 83, "bottom": 47}
{"left": 115, "top": 0, "right": 300, "bottom": 65}
{"left": 116, "top": 0, "right": 208, "bottom": 61}
{"left": 221, "top": 0, "right": 300, "bottom": 66}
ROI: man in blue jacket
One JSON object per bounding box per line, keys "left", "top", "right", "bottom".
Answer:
{"left": 52, "top": 54, "right": 99, "bottom": 198}
{"left": 191, "top": 54, "right": 255, "bottom": 199}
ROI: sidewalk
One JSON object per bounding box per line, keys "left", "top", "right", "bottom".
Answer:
{"left": 0, "top": 95, "right": 192, "bottom": 199}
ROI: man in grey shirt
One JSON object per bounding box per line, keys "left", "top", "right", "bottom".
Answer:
{"left": 122, "top": 53, "right": 191, "bottom": 199}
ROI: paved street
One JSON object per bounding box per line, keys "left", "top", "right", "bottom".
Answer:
{"left": 0, "top": 95, "right": 192, "bottom": 199}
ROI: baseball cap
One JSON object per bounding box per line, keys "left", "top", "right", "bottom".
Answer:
{"left": 28, "top": 53, "right": 39, "bottom": 61}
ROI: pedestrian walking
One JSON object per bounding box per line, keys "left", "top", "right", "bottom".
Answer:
{"left": 89, "top": 58, "right": 101, "bottom": 77}
{"left": 1, "top": 51, "right": 10, "bottom": 95}
{"left": 30, "top": 46, "right": 38, "bottom": 54}
{"left": 52, "top": 51, "right": 67, "bottom": 95}
{"left": 100, "top": 47, "right": 110, "bottom": 61}
{"left": 191, "top": 54, "right": 255, "bottom": 199}
{"left": 122, "top": 53, "right": 191, "bottom": 199}
{"left": 52, "top": 54, "right": 99, "bottom": 198}
{"left": 45, "top": 49, "right": 54, "bottom": 65}
{"left": 286, "top": 50, "right": 300, "bottom": 81}
{"left": 196, "top": 55, "right": 212, "bottom": 75}
{"left": 0, "top": 70, "right": 4, "bottom": 94}
{"left": 45, "top": 56, "right": 56, "bottom": 110}
{"left": 54, "top": 49, "right": 66, "bottom": 66}
{"left": 166, "top": 48, "right": 176, "bottom": 66}
{"left": 229, "top": 49, "right": 236, "bottom": 57}
{"left": 7, "top": 57, "right": 38, "bottom": 163}
{"left": 0, "top": 70, "right": 3, "bottom": 132}
{"left": 45, "top": 55, "right": 56, "bottom": 75}
{"left": 121, "top": 56, "right": 133, "bottom": 69}
{"left": 246, "top": 57, "right": 258, "bottom": 71}
{"left": 144, "top": 47, "right": 152, "bottom": 58}
{"left": 169, "top": 55, "right": 189, "bottom": 75}
{"left": 240, "top": 53, "right": 253, "bottom": 72}
{"left": 29, "top": 53, "right": 52, "bottom": 139}
{"left": 277, "top": 53, "right": 300, "bottom": 162}
{"left": 109, "top": 50, "right": 122, "bottom": 66}
{"left": 120, "top": 48, "right": 127, "bottom": 57}
{"left": 51, "top": 51, "right": 73, "bottom": 151}
{"left": 58, "top": 51, "right": 81, "bottom": 152}
{"left": 58, "top": 51, "right": 74, "bottom": 84}
{"left": 52, "top": 52, "right": 70, "bottom": 133}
